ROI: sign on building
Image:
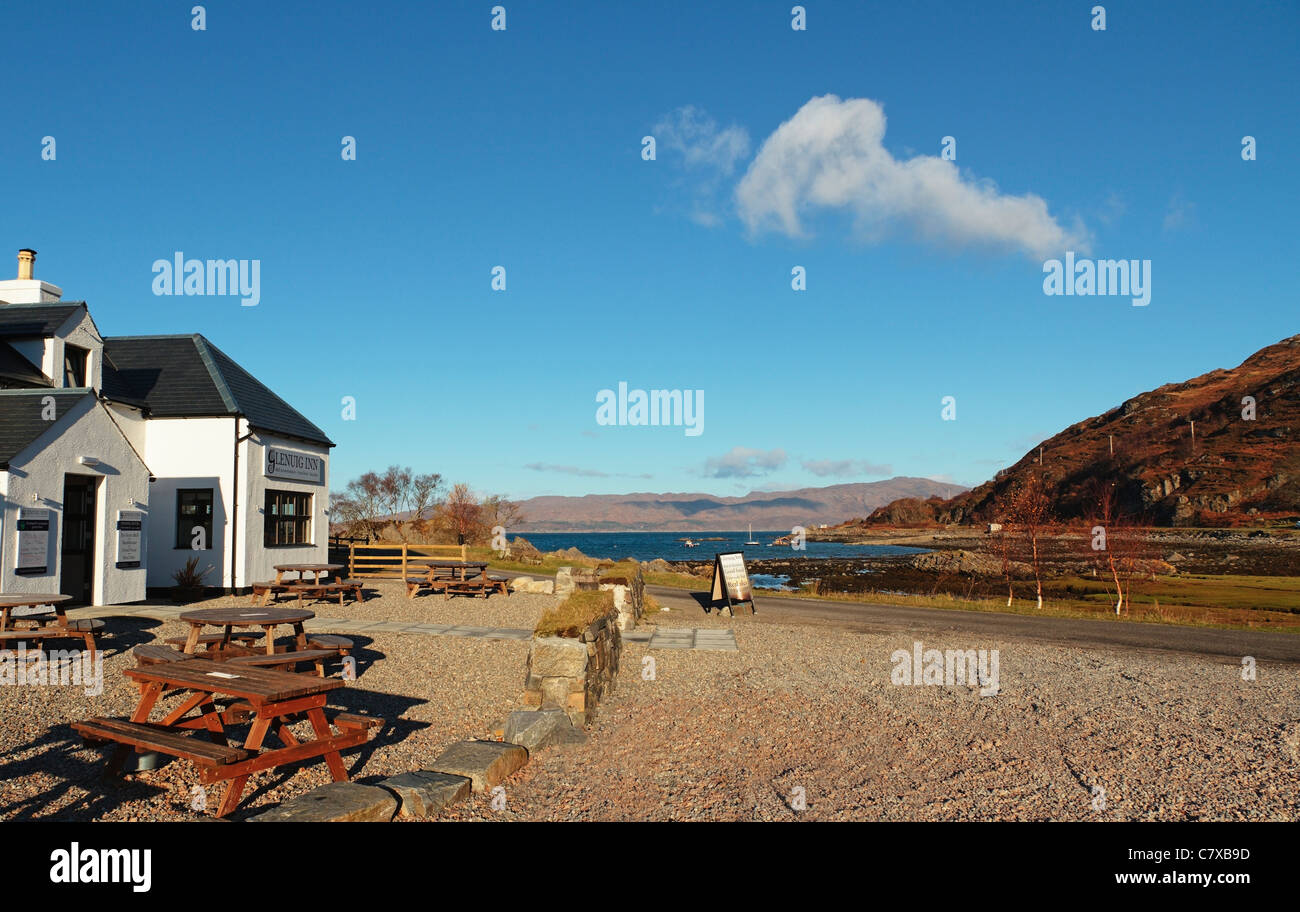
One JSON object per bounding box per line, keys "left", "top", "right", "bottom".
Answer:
{"left": 709, "top": 550, "right": 755, "bottom": 615}
{"left": 265, "top": 447, "right": 324, "bottom": 485}
{"left": 116, "top": 510, "right": 143, "bottom": 569}
{"left": 16, "top": 508, "right": 52, "bottom": 575}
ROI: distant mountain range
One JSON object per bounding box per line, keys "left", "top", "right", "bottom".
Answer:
{"left": 856, "top": 333, "right": 1300, "bottom": 528}
{"left": 514, "top": 477, "right": 968, "bottom": 532}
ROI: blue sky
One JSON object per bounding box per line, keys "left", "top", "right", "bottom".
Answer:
{"left": 5, "top": 1, "right": 1297, "bottom": 500}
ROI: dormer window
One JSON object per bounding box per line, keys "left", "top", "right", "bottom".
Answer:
{"left": 63, "top": 344, "right": 88, "bottom": 387}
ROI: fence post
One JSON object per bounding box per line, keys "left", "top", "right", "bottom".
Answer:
{"left": 401, "top": 543, "right": 408, "bottom": 581}
{"left": 348, "top": 543, "right": 355, "bottom": 578}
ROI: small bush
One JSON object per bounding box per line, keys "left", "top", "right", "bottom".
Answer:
{"left": 172, "top": 555, "right": 211, "bottom": 588}
{"left": 535, "top": 589, "right": 614, "bottom": 638}
{"left": 643, "top": 594, "right": 661, "bottom": 615}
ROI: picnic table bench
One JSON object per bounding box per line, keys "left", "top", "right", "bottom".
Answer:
{"left": 74, "top": 658, "right": 383, "bottom": 817}
{"left": 0, "top": 594, "right": 102, "bottom": 656}
{"left": 405, "top": 561, "right": 505, "bottom": 599}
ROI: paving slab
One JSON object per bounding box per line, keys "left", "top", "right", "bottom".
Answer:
{"left": 429, "top": 740, "right": 528, "bottom": 792}
{"left": 381, "top": 770, "right": 471, "bottom": 818}
{"left": 249, "top": 783, "right": 397, "bottom": 822}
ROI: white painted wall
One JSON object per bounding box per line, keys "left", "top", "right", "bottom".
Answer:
{"left": 52, "top": 310, "right": 103, "bottom": 389}
{"left": 0, "top": 395, "right": 150, "bottom": 604}
{"left": 239, "top": 430, "right": 331, "bottom": 586}
{"left": 140, "top": 417, "right": 235, "bottom": 589}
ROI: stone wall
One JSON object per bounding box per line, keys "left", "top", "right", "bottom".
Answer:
{"left": 598, "top": 568, "right": 644, "bottom": 631}
{"left": 523, "top": 607, "right": 622, "bottom": 726}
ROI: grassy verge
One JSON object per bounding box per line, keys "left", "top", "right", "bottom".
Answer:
{"left": 535, "top": 590, "right": 614, "bottom": 637}
{"left": 761, "top": 574, "right": 1300, "bottom": 631}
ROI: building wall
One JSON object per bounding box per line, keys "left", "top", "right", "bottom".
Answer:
{"left": 140, "top": 416, "right": 236, "bottom": 589}
{"left": 238, "top": 430, "right": 331, "bottom": 586}
{"left": 52, "top": 310, "right": 104, "bottom": 389}
{"left": 0, "top": 396, "right": 149, "bottom": 604}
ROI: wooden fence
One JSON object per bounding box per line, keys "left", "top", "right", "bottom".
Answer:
{"left": 345, "top": 542, "right": 469, "bottom": 579}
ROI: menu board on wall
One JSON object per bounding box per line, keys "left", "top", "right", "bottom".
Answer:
{"left": 709, "top": 551, "right": 755, "bottom": 614}
{"left": 116, "top": 510, "right": 143, "bottom": 569}
{"left": 16, "top": 508, "right": 51, "bottom": 575}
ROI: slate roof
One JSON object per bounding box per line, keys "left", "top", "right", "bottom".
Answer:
{"left": 102, "top": 334, "right": 333, "bottom": 446}
{"left": 0, "top": 302, "right": 85, "bottom": 337}
{"left": 0, "top": 341, "right": 51, "bottom": 387}
{"left": 0, "top": 389, "right": 93, "bottom": 468}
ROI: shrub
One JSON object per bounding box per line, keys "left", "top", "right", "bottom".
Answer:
{"left": 172, "top": 555, "right": 212, "bottom": 589}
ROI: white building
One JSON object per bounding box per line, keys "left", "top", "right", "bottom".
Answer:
{"left": 0, "top": 249, "right": 333, "bottom": 604}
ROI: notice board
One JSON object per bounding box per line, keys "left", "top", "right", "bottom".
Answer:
{"left": 16, "top": 508, "right": 52, "bottom": 575}
{"left": 116, "top": 510, "right": 143, "bottom": 569}
{"left": 709, "top": 550, "right": 755, "bottom": 614}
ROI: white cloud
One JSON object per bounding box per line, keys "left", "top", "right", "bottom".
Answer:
{"left": 653, "top": 106, "right": 751, "bottom": 227}
{"left": 703, "top": 446, "right": 787, "bottom": 478}
{"left": 801, "top": 458, "right": 892, "bottom": 478}
{"left": 654, "top": 105, "right": 751, "bottom": 175}
{"left": 735, "top": 94, "right": 1088, "bottom": 258}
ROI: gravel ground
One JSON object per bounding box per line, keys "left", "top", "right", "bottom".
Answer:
{"left": 0, "top": 585, "right": 555, "bottom": 821}
{"left": 3, "top": 586, "right": 1297, "bottom": 821}
{"left": 444, "top": 619, "right": 1300, "bottom": 821}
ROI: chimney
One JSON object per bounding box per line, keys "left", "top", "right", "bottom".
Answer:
{"left": 0, "top": 248, "right": 62, "bottom": 304}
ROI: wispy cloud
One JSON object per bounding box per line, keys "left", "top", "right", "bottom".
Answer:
{"left": 1162, "top": 192, "right": 1196, "bottom": 232}
{"left": 734, "top": 94, "right": 1088, "bottom": 258}
{"left": 801, "top": 458, "right": 892, "bottom": 478}
{"left": 703, "top": 446, "right": 787, "bottom": 478}
{"left": 652, "top": 105, "right": 751, "bottom": 227}
{"left": 655, "top": 105, "right": 751, "bottom": 174}
{"left": 525, "top": 463, "right": 652, "bottom": 479}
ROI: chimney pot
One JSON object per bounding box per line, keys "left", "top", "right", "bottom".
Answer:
{"left": 17, "top": 249, "right": 36, "bottom": 281}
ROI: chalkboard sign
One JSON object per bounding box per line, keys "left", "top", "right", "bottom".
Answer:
{"left": 709, "top": 551, "right": 755, "bottom": 614}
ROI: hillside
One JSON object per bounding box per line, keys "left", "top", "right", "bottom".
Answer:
{"left": 514, "top": 477, "right": 967, "bottom": 531}
{"left": 858, "top": 334, "right": 1300, "bottom": 527}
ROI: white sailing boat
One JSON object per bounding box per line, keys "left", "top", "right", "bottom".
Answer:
{"left": 745, "top": 523, "right": 759, "bottom": 546}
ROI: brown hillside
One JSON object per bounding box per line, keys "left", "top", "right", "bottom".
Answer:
{"left": 866, "top": 334, "right": 1300, "bottom": 527}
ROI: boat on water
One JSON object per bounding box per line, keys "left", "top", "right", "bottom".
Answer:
{"left": 745, "top": 523, "right": 759, "bottom": 546}
{"left": 683, "top": 538, "right": 700, "bottom": 548}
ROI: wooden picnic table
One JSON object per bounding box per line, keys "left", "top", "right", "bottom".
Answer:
{"left": 406, "top": 560, "right": 506, "bottom": 599}
{"left": 178, "top": 606, "right": 314, "bottom": 656}
{"left": 0, "top": 593, "right": 102, "bottom": 655}
{"left": 0, "top": 593, "right": 73, "bottom": 629}
{"left": 75, "top": 658, "right": 381, "bottom": 817}
{"left": 273, "top": 563, "right": 342, "bottom": 585}
{"left": 414, "top": 560, "right": 488, "bottom": 580}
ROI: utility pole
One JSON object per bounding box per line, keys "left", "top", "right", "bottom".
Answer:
{"left": 1190, "top": 419, "right": 1196, "bottom": 455}
{"left": 1109, "top": 434, "right": 1113, "bottom": 456}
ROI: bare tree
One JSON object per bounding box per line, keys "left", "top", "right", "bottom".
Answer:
{"left": 334, "top": 466, "right": 443, "bottom": 541}
{"left": 436, "top": 483, "right": 484, "bottom": 545}
{"left": 1008, "top": 472, "right": 1051, "bottom": 609}
{"left": 481, "top": 494, "right": 524, "bottom": 535}
{"left": 1081, "top": 478, "right": 1158, "bottom": 615}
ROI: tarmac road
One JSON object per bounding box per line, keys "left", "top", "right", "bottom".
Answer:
{"left": 645, "top": 583, "right": 1300, "bottom": 665}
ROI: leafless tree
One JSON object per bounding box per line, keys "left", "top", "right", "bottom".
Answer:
{"left": 1008, "top": 472, "right": 1051, "bottom": 609}
{"left": 436, "top": 483, "right": 484, "bottom": 545}
{"left": 333, "top": 466, "right": 442, "bottom": 541}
